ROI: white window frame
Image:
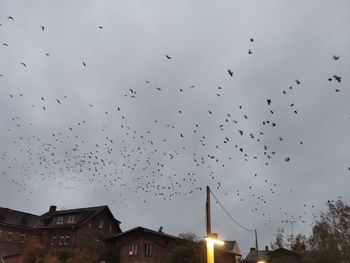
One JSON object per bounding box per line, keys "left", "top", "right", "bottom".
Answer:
{"left": 51, "top": 236, "right": 56, "bottom": 246}
{"left": 56, "top": 216, "right": 64, "bottom": 224}
{"left": 144, "top": 244, "right": 153, "bottom": 256}
{"left": 64, "top": 235, "right": 70, "bottom": 245}
{"left": 98, "top": 220, "right": 104, "bottom": 229}
{"left": 67, "top": 215, "right": 75, "bottom": 224}
{"left": 128, "top": 243, "right": 138, "bottom": 256}
{"left": 59, "top": 236, "right": 65, "bottom": 245}
{"left": 20, "top": 234, "right": 26, "bottom": 243}
{"left": 7, "top": 232, "right": 13, "bottom": 241}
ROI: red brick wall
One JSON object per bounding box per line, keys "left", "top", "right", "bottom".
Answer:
{"left": 112, "top": 231, "right": 176, "bottom": 263}
{"left": 73, "top": 210, "right": 121, "bottom": 248}
{"left": 0, "top": 224, "right": 38, "bottom": 256}
{"left": 3, "top": 254, "right": 21, "bottom": 263}
{"left": 40, "top": 209, "right": 121, "bottom": 253}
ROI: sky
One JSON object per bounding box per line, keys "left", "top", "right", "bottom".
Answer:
{"left": 0, "top": 0, "right": 350, "bottom": 256}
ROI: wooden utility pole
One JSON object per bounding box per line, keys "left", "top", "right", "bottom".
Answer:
{"left": 255, "top": 229, "right": 259, "bottom": 262}
{"left": 206, "top": 185, "right": 211, "bottom": 235}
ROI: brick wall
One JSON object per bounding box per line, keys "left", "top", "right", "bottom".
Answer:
{"left": 112, "top": 231, "right": 176, "bottom": 263}
{"left": 0, "top": 224, "right": 38, "bottom": 256}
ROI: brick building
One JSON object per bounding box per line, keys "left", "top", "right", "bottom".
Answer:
{"left": 0, "top": 208, "right": 40, "bottom": 257}
{"left": 107, "top": 226, "right": 179, "bottom": 263}
{"left": 214, "top": 240, "right": 242, "bottom": 263}
{"left": 0, "top": 205, "right": 121, "bottom": 259}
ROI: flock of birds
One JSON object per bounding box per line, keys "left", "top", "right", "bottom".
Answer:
{"left": 0, "top": 13, "right": 347, "bottom": 231}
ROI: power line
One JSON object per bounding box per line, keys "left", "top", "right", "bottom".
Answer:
{"left": 209, "top": 189, "right": 255, "bottom": 232}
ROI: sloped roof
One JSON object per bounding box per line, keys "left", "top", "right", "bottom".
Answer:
{"left": 0, "top": 205, "right": 121, "bottom": 231}
{"left": 222, "top": 240, "right": 240, "bottom": 255}
{"left": 108, "top": 226, "right": 178, "bottom": 241}
{"left": 39, "top": 205, "right": 121, "bottom": 229}
{"left": 0, "top": 207, "right": 40, "bottom": 229}
{"left": 244, "top": 249, "right": 269, "bottom": 262}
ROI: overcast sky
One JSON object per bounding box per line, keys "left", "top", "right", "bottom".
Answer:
{"left": 1, "top": 0, "right": 350, "bottom": 256}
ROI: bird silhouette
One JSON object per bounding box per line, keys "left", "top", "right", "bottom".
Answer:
{"left": 165, "top": 54, "right": 172, "bottom": 59}
{"left": 227, "top": 69, "right": 233, "bottom": 77}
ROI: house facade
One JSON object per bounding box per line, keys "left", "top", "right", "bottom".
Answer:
{"left": 0, "top": 208, "right": 40, "bottom": 257}
{"left": 0, "top": 205, "right": 122, "bottom": 258}
{"left": 214, "top": 240, "right": 242, "bottom": 263}
{"left": 106, "top": 226, "right": 179, "bottom": 263}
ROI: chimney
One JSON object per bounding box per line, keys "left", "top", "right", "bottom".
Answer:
{"left": 48, "top": 205, "right": 56, "bottom": 216}
{"left": 265, "top": 246, "right": 269, "bottom": 251}
{"left": 158, "top": 226, "right": 163, "bottom": 233}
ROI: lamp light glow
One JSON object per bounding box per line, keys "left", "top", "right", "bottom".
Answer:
{"left": 204, "top": 237, "right": 225, "bottom": 246}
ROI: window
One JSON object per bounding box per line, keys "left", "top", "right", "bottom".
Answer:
{"left": 128, "top": 243, "right": 138, "bottom": 256}
{"left": 98, "top": 220, "right": 104, "bottom": 229}
{"left": 20, "top": 234, "right": 26, "bottom": 243}
{"left": 59, "top": 236, "right": 65, "bottom": 245}
{"left": 68, "top": 215, "right": 75, "bottom": 224}
{"left": 51, "top": 236, "right": 56, "bottom": 246}
{"left": 144, "top": 244, "right": 153, "bottom": 256}
{"left": 64, "top": 235, "right": 70, "bottom": 245}
{"left": 7, "top": 232, "right": 13, "bottom": 241}
{"left": 89, "top": 221, "right": 92, "bottom": 230}
{"left": 109, "top": 225, "right": 112, "bottom": 233}
{"left": 56, "top": 217, "right": 64, "bottom": 224}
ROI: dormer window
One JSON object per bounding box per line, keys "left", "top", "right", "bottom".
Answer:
{"left": 68, "top": 215, "right": 75, "bottom": 224}
{"left": 56, "top": 216, "right": 64, "bottom": 224}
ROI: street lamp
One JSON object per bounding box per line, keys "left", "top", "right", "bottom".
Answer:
{"left": 205, "top": 233, "right": 224, "bottom": 263}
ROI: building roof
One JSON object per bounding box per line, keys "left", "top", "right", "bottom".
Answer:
{"left": 39, "top": 205, "right": 121, "bottom": 229}
{"left": 0, "top": 207, "right": 40, "bottom": 229}
{"left": 0, "top": 205, "right": 121, "bottom": 231}
{"left": 108, "top": 226, "right": 178, "bottom": 241}
{"left": 222, "top": 240, "right": 241, "bottom": 255}
{"left": 244, "top": 249, "right": 269, "bottom": 262}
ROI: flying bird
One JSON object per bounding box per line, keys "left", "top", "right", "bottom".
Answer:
{"left": 20, "top": 62, "right": 26, "bottom": 68}
{"left": 7, "top": 16, "right": 14, "bottom": 20}
{"left": 40, "top": 26, "right": 45, "bottom": 31}
{"left": 227, "top": 69, "right": 233, "bottom": 77}
{"left": 332, "top": 55, "right": 339, "bottom": 61}
{"left": 250, "top": 38, "right": 254, "bottom": 42}
{"left": 83, "top": 62, "right": 86, "bottom": 67}
{"left": 295, "top": 79, "right": 301, "bottom": 85}
{"left": 333, "top": 75, "right": 341, "bottom": 83}
{"left": 98, "top": 26, "right": 103, "bottom": 29}
{"left": 267, "top": 99, "right": 271, "bottom": 105}
{"left": 2, "top": 43, "right": 8, "bottom": 47}
{"left": 248, "top": 49, "right": 252, "bottom": 54}
{"left": 165, "top": 54, "right": 172, "bottom": 59}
